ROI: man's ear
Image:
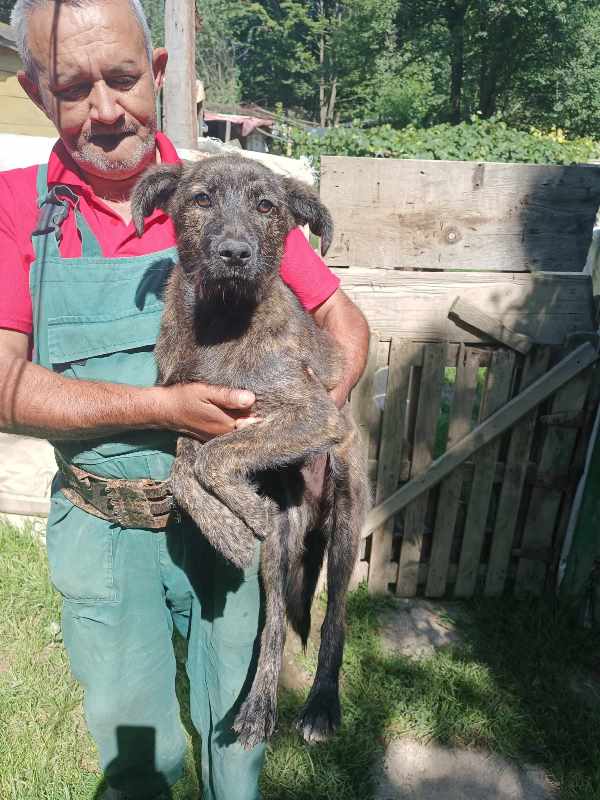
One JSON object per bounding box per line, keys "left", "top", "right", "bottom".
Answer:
{"left": 283, "top": 178, "right": 334, "bottom": 256}
{"left": 152, "top": 47, "right": 168, "bottom": 93}
{"left": 131, "top": 163, "right": 182, "bottom": 236}
{"left": 17, "top": 71, "right": 48, "bottom": 116}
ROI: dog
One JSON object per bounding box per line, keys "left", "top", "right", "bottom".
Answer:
{"left": 131, "top": 155, "right": 368, "bottom": 749}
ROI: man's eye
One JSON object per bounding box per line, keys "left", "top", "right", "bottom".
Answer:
{"left": 257, "top": 199, "right": 274, "bottom": 214}
{"left": 56, "top": 84, "right": 89, "bottom": 101}
{"left": 109, "top": 76, "right": 137, "bottom": 90}
{"left": 195, "top": 193, "right": 211, "bottom": 207}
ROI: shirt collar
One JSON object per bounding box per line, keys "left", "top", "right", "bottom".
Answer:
{"left": 46, "top": 131, "right": 182, "bottom": 190}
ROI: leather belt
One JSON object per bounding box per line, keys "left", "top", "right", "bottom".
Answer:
{"left": 55, "top": 452, "right": 178, "bottom": 530}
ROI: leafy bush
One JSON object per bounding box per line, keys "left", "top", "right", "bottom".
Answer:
{"left": 283, "top": 117, "right": 600, "bottom": 168}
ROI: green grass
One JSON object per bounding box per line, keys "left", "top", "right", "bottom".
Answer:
{"left": 2, "top": 521, "right": 600, "bottom": 799}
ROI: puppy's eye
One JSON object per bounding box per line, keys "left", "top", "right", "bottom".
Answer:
{"left": 195, "top": 192, "right": 211, "bottom": 207}
{"left": 257, "top": 199, "right": 274, "bottom": 214}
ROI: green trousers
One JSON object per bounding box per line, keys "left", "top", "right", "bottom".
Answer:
{"left": 47, "top": 488, "right": 265, "bottom": 799}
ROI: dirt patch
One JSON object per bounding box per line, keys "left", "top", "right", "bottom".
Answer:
{"left": 279, "top": 601, "right": 326, "bottom": 692}
{"left": 374, "top": 739, "right": 558, "bottom": 800}
{"left": 377, "top": 599, "right": 465, "bottom": 659}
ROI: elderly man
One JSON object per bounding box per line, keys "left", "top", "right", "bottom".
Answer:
{"left": 0, "top": 0, "right": 368, "bottom": 798}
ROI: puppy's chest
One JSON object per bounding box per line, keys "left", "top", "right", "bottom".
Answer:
{"left": 187, "top": 332, "right": 302, "bottom": 394}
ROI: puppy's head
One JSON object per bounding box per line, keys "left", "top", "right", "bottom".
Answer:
{"left": 131, "top": 155, "right": 333, "bottom": 305}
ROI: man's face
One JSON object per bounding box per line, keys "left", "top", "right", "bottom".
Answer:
{"left": 20, "top": 0, "right": 167, "bottom": 180}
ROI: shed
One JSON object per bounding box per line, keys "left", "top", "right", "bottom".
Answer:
{"left": 0, "top": 22, "right": 57, "bottom": 137}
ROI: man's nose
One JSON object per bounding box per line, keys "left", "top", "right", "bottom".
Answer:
{"left": 89, "top": 81, "right": 123, "bottom": 125}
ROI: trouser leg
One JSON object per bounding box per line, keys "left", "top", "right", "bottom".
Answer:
{"left": 181, "top": 531, "right": 266, "bottom": 800}
{"left": 46, "top": 499, "right": 188, "bottom": 798}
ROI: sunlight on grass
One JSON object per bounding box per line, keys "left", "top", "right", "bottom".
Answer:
{"left": 2, "top": 521, "right": 600, "bottom": 799}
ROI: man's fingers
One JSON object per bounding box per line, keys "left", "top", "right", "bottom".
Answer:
{"left": 203, "top": 384, "right": 255, "bottom": 410}
{"left": 235, "top": 416, "right": 261, "bottom": 430}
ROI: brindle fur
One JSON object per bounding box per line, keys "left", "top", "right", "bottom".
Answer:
{"left": 131, "top": 155, "right": 369, "bottom": 749}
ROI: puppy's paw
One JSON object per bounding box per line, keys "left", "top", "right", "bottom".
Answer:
{"left": 296, "top": 687, "right": 341, "bottom": 743}
{"left": 233, "top": 689, "right": 277, "bottom": 750}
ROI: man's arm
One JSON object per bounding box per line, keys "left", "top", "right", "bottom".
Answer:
{"left": 0, "top": 329, "right": 257, "bottom": 441}
{"left": 311, "top": 288, "right": 370, "bottom": 408}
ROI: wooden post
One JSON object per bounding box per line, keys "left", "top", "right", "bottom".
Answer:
{"left": 164, "top": 0, "right": 198, "bottom": 149}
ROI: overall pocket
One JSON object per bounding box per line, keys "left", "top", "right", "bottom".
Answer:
{"left": 46, "top": 490, "right": 120, "bottom": 603}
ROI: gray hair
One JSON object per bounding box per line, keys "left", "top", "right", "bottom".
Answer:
{"left": 10, "top": 0, "right": 154, "bottom": 79}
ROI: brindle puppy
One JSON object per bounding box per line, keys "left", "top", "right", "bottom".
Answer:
{"left": 131, "top": 155, "right": 368, "bottom": 749}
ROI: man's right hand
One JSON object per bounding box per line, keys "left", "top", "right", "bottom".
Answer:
{"left": 0, "top": 328, "right": 258, "bottom": 442}
{"left": 156, "top": 382, "right": 259, "bottom": 441}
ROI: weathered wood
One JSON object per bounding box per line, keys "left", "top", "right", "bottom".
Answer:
{"left": 426, "top": 345, "right": 481, "bottom": 597}
{"left": 449, "top": 297, "right": 533, "bottom": 354}
{"left": 363, "top": 342, "right": 598, "bottom": 536}
{"left": 164, "top": 0, "right": 198, "bottom": 149}
{"left": 454, "top": 349, "right": 516, "bottom": 597}
{"left": 321, "top": 156, "right": 600, "bottom": 272}
{"left": 484, "top": 348, "right": 552, "bottom": 596}
{"left": 368, "top": 339, "right": 413, "bottom": 594}
{"left": 333, "top": 270, "right": 594, "bottom": 345}
{"left": 515, "top": 365, "right": 593, "bottom": 594}
{"left": 396, "top": 343, "right": 445, "bottom": 597}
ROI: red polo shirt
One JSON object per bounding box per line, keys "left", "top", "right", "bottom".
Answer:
{"left": 0, "top": 132, "right": 339, "bottom": 344}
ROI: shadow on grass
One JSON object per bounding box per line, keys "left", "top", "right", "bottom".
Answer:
{"left": 89, "top": 588, "right": 600, "bottom": 800}
{"left": 259, "top": 588, "right": 600, "bottom": 800}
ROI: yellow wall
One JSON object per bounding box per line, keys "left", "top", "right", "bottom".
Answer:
{"left": 0, "top": 46, "right": 57, "bottom": 137}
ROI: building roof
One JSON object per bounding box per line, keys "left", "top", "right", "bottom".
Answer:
{"left": 0, "top": 22, "right": 17, "bottom": 52}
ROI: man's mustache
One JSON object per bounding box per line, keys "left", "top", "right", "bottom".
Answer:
{"left": 83, "top": 124, "right": 139, "bottom": 142}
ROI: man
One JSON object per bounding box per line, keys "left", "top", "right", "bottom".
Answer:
{"left": 0, "top": 1, "right": 369, "bottom": 798}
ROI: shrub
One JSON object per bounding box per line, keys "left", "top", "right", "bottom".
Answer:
{"left": 283, "top": 117, "right": 600, "bottom": 169}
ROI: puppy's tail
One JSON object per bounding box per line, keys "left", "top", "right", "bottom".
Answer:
{"left": 286, "top": 526, "right": 328, "bottom": 649}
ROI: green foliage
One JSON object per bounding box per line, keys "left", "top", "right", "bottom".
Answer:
{"left": 0, "top": 0, "right": 14, "bottom": 25}
{"left": 284, "top": 117, "right": 600, "bottom": 167}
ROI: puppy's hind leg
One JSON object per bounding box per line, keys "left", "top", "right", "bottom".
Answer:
{"left": 296, "top": 428, "right": 367, "bottom": 742}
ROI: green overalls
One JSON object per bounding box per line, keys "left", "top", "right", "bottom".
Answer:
{"left": 30, "top": 164, "right": 265, "bottom": 799}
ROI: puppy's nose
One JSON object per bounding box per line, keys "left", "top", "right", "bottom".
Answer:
{"left": 218, "top": 239, "right": 252, "bottom": 263}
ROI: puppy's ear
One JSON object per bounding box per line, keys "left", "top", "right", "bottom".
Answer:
{"left": 131, "top": 163, "right": 182, "bottom": 237}
{"left": 284, "top": 178, "right": 334, "bottom": 256}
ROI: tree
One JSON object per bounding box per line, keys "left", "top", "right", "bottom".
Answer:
{"left": 0, "top": 1, "right": 14, "bottom": 25}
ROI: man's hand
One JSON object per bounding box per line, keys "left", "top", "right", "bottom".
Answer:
{"left": 157, "top": 382, "right": 259, "bottom": 440}
{"left": 0, "top": 329, "right": 258, "bottom": 442}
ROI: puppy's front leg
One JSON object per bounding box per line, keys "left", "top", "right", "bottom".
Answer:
{"left": 194, "top": 401, "right": 346, "bottom": 540}
{"left": 233, "top": 522, "right": 287, "bottom": 748}
{"left": 172, "top": 436, "right": 256, "bottom": 569}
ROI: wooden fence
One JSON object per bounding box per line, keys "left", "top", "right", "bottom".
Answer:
{"left": 321, "top": 156, "right": 600, "bottom": 597}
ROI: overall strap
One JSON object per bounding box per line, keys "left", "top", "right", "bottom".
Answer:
{"left": 32, "top": 163, "right": 104, "bottom": 259}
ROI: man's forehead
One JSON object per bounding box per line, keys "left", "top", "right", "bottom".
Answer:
{"left": 27, "top": 0, "right": 147, "bottom": 73}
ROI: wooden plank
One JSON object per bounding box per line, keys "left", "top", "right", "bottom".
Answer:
{"left": 485, "top": 348, "right": 552, "bottom": 596}
{"left": 396, "top": 343, "right": 445, "bottom": 597}
{"left": 449, "top": 297, "right": 533, "bottom": 354}
{"left": 368, "top": 339, "right": 413, "bottom": 594}
{"left": 454, "top": 349, "right": 516, "bottom": 597}
{"left": 426, "top": 345, "right": 481, "bottom": 597}
{"left": 363, "top": 342, "right": 599, "bottom": 536}
{"left": 321, "top": 156, "right": 600, "bottom": 271}
{"left": 515, "top": 365, "right": 593, "bottom": 594}
{"left": 333, "top": 270, "right": 594, "bottom": 346}
{"left": 164, "top": 0, "right": 198, "bottom": 149}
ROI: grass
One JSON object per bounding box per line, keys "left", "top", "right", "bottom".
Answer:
{"left": 2, "top": 520, "right": 600, "bottom": 799}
